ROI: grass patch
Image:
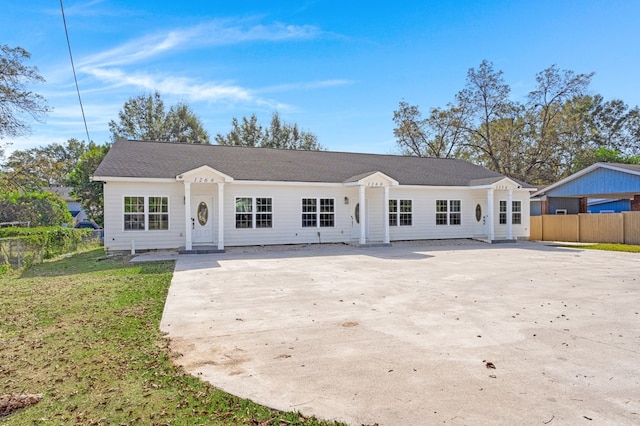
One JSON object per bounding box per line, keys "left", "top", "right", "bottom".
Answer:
{"left": 0, "top": 249, "right": 344, "bottom": 425}
{"left": 575, "top": 243, "right": 640, "bottom": 253}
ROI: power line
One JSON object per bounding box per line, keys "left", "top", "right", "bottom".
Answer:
{"left": 59, "top": 0, "right": 92, "bottom": 143}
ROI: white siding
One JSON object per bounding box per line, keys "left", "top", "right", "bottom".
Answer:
{"left": 491, "top": 190, "right": 531, "bottom": 240}
{"left": 389, "top": 187, "right": 473, "bottom": 240}
{"left": 102, "top": 179, "right": 532, "bottom": 250}
{"left": 103, "top": 181, "right": 185, "bottom": 251}
{"left": 223, "top": 184, "right": 354, "bottom": 246}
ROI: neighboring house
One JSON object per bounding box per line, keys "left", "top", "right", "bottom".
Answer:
{"left": 44, "top": 187, "right": 87, "bottom": 224}
{"left": 92, "top": 140, "right": 536, "bottom": 252}
{"left": 587, "top": 198, "right": 631, "bottom": 213}
{"left": 530, "top": 162, "right": 640, "bottom": 215}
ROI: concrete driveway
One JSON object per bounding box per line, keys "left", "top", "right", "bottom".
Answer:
{"left": 160, "top": 241, "right": 640, "bottom": 425}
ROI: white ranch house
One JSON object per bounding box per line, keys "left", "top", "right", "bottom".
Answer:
{"left": 93, "top": 140, "right": 535, "bottom": 252}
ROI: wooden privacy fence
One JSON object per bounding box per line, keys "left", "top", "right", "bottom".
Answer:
{"left": 530, "top": 211, "right": 640, "bottom": 244}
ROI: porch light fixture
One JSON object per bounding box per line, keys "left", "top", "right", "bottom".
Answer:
{"left": 344, "top": 197, "right": 349, "bottom": 205}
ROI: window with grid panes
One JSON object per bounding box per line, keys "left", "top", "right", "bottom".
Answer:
{"left": 499, "top": 200, "right": 507, "bottom": 224}
{"left": 449, "top": 200, "right": 461, "bottom": 225}
{"left": 399, "top": 200, "right": 412, "bottom": 226}
{"left": 255, "top": 197, "right": 272, "bottom": 228}
{"left": 512, "top": 201, "right": 522, "bottom": 225}
{"left": 388, "top": 200, "right": 398, "bottom": 226}
{"left": 235, "top": 197, "right": 253, "bottom": 228}
{"left": 436, "top": 200, "right": 448, "bottom": 225}
{"left": 124, "top": 196, "right": 145, "bottom": 230}
{"left": 302, "top": 198, "right": 334, "bottom": 227}
{"left": 148, "top": 197, "right": 169, "bottom": 230}
{"left": 389, "top": 199, "right": 412, "bottom": 226}
{"left": 301, "top": 198, "right": 317, "bottom": 227}
{"left": 319, "top": 198, "right": 335, "bottom": 227}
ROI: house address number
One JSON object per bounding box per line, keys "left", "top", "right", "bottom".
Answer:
{"left": 367, "top": 181, "right": 385, "bottom": 187}
{"left": 192, "top": 176, "right": 216, "bottom": 183}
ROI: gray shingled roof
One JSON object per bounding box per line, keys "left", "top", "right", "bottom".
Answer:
{"left": 607, "top": 163, "right": 640, "bottom": 173}
{"left": 94, "top": 140, "right": 527, "bottom": 187}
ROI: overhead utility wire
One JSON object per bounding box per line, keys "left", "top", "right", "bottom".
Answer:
{"left": 60, "top": 0, "right": 92, "bottom": 143}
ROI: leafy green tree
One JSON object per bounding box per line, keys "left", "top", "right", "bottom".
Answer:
{"left": 0, "top": 191, "right": 72, "bottom": 226}
{"left": 215, "top": 112, "right": 324, "bottom": 150}
{"left": 0, "top": 139, "right": 94, "bottom": 192}
{"left": 392, "top": 101, "right": 429, "bottom": 156}
{"left": 0, "top": 45, "right": 51, "bottom": 144}
{"left": 455, "top": 60, "right": 516, "bottom": 172}
{"left": 214, "top": 114, "right": 263, "bottom": 146}
{"left": 67, "top": 145, "right": 109, "bottom": 226}
{"left": 520, "top": 65, "right": 594, "bottom": 182}
{"left": 572, "top": 147, "right": 640, "bottom": 171}
{"left": 587, "top": 96, "right": 640, "bottom": 155}
{"left": 392, "top": 100, "right": 468, "bottom": 158}
{"left": 262, "top": 112, "right": 324, "bottom": 150}
{"left": 108, "top": 91, "right": 210, "bottom": 144}
{"left": 392, "top": 61, "right": 629, "bottom": 185}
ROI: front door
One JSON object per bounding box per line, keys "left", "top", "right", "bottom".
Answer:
{"left": 351, "top": 202, "right": 361, "bottom": 242}
{"left": 473, "top": 199, "right": 488, "bottom": 236}
{"left": 192, "top": 197, "right": 214, "bottom": 244}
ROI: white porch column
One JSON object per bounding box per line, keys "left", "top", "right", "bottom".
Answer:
{"left": 359, "top": 185, "right": 366, "bottom": 245}
{"left": 383, "top": 186, "right": 390, "bottom": 244}
{"left": 506, "top": 189, "right": 513, "bottom": 240}
{"left": 217, "top": 182, "right": 225, "bottom": 250}
{"left": 184, "top": 181, "right": 192, "bottom": 250}
{"left": 487, "top": 188, "right": 495, "bottom": 242}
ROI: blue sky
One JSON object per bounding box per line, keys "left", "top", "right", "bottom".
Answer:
{"left": 2, "top": 0, "right": 640, "bottom": 155}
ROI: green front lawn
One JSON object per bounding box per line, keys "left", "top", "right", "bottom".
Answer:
{"left": 573, "top": 243, "right": 640, "bottom": 253}
{"left": 0, "top": 249, "right": 342, "bottom": 425}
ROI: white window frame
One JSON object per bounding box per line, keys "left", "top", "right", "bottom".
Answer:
{"left": 436, "top": 199, "right": 461, "bottom": 225}
{"left": 512, "top": 200, "right": 522, "bottom": 225}
{"left": 499, "top": 200, "right": 507, "bottom": 224}
{"left": 499, "top": 200, "right": 522, "bottom": 224}
{"left": 235, "top": 196, "right": 273, "bottom": 229}
{"left": 301, "top": 197, "right": 335, "bottom": 228}
{"left": 389, "top": 199, "right": 412, "bottom": 226}
{"left": 123, "top": 195, "right": 170, "bottom": 231}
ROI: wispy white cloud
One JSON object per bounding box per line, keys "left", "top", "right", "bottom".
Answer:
{"left": 81, "top": 67, "right": 286, "bottom": 109}
{"left": 75, "top": 18, "right": 331, "bottom": 109}
{"left": 80, "top": 19, "right": 321, "bottom": 68}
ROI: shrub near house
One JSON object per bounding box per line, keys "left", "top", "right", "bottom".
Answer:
{"left": 0, "top": 192, "right": 72, "bottom": 227}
